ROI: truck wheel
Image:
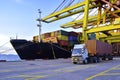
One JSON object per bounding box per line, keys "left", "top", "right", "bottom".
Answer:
{"left": 108, "top": 55, "right": 113, "bottom": 60}
{"left": 94, "top": 59, "right": 98, "bottom": 63}
{"left": 73, "top": 62, "right": 77, "bottom": 64}
{"left": 108, "top": 56, "right": 113, "bottom": 60}
{"left": 97, "top": 57, "right": 101, "bottom": 63}
{"left": 102, "top": 57, "right": 106, "bottom": 60}
{"left": 93, "top": 57, "right": 98, "bottom": 63}
{"left": 83, "top": 59, "right": 88, "bottom": 64}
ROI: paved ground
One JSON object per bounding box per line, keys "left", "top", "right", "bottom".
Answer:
{"left": 0, "top": 57, "right": 120, "bottom": 80}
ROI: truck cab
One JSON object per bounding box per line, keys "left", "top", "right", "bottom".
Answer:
{"left": 71, "top": 44, "right": 88, "bottom": 64}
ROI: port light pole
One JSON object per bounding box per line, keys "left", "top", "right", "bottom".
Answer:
{"left": 37, "top": 9, "right": 42, "bottom": 42}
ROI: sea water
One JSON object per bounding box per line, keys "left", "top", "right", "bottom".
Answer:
{"left": 0, "top": 54, "right": 21, "bottom": 61}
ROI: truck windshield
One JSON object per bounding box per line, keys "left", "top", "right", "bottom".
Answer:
{"left": 72, "top": 49, "right": 82, "bottom": 54}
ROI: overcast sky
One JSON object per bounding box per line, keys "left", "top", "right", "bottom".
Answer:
{"left": 0, "top": 0, "right": 82, "bottom": 54}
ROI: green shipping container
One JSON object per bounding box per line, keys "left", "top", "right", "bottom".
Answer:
{"left": 56, "top": 30, "right": 68, "bottom": 36}
{"left": 50, "top": 30, "right": 68, "bottom": 37}
{"left": 57, "top": 35, "right": 68, "bottom": 41}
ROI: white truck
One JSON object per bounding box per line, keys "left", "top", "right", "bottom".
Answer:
{"left": 71, "top": 40, "right": 113, "bottom": 64}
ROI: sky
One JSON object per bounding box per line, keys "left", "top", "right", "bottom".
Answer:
{"left": 0, "top": 0, "right": 82, "bottom": 54}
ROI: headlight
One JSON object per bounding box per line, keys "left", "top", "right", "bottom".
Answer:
{"left": 74, "top": 58, "right": 78, "bottom": 61}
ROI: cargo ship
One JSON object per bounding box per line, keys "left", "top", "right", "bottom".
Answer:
{"left": 10, "top": 30, "right": 82, "bottom": 59}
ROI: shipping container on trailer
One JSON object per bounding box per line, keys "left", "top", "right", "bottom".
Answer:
{"left": 85, "top": 40, "right": 112, "bottom": 56}
{"left": 72, "top": 40, "right": 113, "bottom": 64}
{"left": 112, "top": 43, "right": 120, "bottom": 56}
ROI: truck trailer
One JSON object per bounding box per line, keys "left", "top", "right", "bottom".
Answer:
{"left": 72, "top": 40, "right": 113, "bottom": 64}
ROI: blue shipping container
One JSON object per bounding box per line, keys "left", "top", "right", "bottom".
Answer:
{"left": 69, "top": 36, "right": 78, "bottom": 41}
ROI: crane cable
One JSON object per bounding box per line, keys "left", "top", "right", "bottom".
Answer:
{"left": 0, "top": 41, "right": 71, "bottom": 54}
{"left": 0, "top": 41, "right": 35, "bottom": 54}
{"left": 65, "top": 0, "right": 75, "bottom": 8}
{"left": 52, "top": 0, "right": 67, "bottom": 13}
{"left": 72, "top": 0, "right": 84, "bottom": 21}
{"left": 52, "top": 0, "right": 76, "bottom": 13}
{"left": 0, "top": 41, "right": 14, "bottom": 54}
{"left": 0, "top": 48, "right": 14, "bottom": 54}
{"left": 0, "top": 41, "right": 9, "bottom": 49}
{"left": 48, "top": 42, "right": 71, "bottom": 53}
{"left": 77, "top": 0, "right": 83, "bottom": 3}
{"left": 72, "top": 0, "right": 98, "bottom": 22}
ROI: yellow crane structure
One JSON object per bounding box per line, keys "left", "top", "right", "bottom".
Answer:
{"left": 41, "top": 0, "right": 120, "bottom": 44}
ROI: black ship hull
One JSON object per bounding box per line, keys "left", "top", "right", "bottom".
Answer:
{"left": 10, "top": 39, "right": 71, "bottom": 59}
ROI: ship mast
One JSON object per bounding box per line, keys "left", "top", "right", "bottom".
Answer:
{"left": 37, "top": 9, "right": 42, "bottom": 42}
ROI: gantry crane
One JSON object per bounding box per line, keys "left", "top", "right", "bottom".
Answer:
{"left": 41, "top": 0, "right": 120, "bottom": 44}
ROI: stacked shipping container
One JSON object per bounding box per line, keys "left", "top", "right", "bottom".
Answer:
{"left": 88, "top": 33, "right": 96, "bottom": 40}
{"left": 56, "top": 30, "right": 69, "bottom": 46}
{"left": 33, "top": 30, "right": 81, "bottom": 48}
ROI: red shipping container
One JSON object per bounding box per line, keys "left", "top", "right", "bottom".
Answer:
{"left": 58, "top": 40, "right": 69, "bottom": 46}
